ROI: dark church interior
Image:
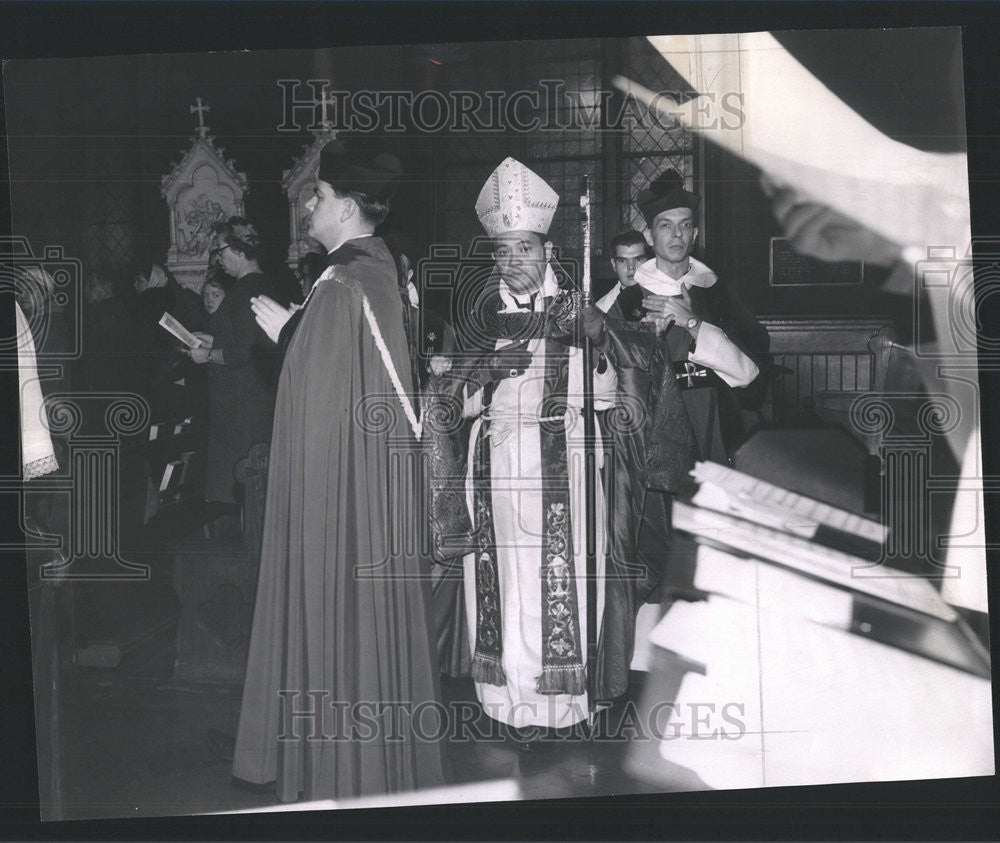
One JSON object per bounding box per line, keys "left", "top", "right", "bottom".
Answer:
{"left": 5, "top": 26, "right": 992, "bottom": 823}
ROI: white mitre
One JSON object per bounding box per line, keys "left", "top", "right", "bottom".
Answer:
{"left": 475, "top": 156, "right": 559, "bottom": 236}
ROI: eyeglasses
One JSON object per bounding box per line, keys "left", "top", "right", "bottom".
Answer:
{"left": 209, "top": 245, "right": 230, "bottom": 260}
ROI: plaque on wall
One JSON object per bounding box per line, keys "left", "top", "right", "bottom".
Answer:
{"left": 769, "top": 237, "right": 864, "bottom": 286}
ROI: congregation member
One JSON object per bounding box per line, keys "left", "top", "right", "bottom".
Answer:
{"left": 294, "top": 251, "right": 327, "bottom": 298}
{"left": 127, "top": 259, "right": 201, "bottom": 422}
{"left": 232, "top": 143, "right": 446, "bottom": 802}
{"left": 186, "top": 219, "right": 277, "bottom": 507}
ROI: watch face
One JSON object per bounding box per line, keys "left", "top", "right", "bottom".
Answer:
{"left": 687, "top": 316, "right": 699, "bottom": 329}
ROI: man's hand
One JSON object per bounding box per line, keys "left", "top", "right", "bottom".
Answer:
{"left": 191, "top": 332, "right": 213, "bottom": 348}
{"left": 189, "top": 346, "right": 210, "bottom": 364}
{"left": 428, "top": 356, "right": 453, "bottom": 377}
{"left": 643, "top": 293, "right": 696, "bottom": 337}
{"left": 581, "top": 305, "right": 607, "bottom": 345}
{"left": 761, "top": 175, "right": 902, "bottom": 266}
{"left": 251, "top": 295, "right": 294, "bottom": 344}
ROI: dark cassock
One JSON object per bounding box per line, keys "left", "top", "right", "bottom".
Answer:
{"left": 597, "top": 170, "right": 770, "bottom": 465}
{"left": 202, "top": 264, "right": 277, "bottom": 504}
{"left": 380, "top": 250, "right": 473, "bottom": 681}
{"left": 129, "top": 264, "right": 205, "bottom": 422}
{"left": 425, "top": 157, "right": 694, "bottom": 729}
{"left": 589, "top": 310, "right": 698, "bottom": 701}
{"left": 232, "top": 149, "right": 445, "bottom": 801}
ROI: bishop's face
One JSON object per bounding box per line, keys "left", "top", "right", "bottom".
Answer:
{"left": 492, "top": 230, "right": 550, "bottom": 295}
{"left": 305, "top": 180, "right": 349, "bottom": 250}
{"left": 648, "top": 207, "right": 698, "bottom": 268}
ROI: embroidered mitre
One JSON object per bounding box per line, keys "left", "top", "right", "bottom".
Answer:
{"left": 475, "top": 157, "right": 559, "bottom": 236}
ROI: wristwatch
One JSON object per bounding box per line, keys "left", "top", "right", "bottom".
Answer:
{"left": 686, "top": 316, "right": 700, "bottom": 331}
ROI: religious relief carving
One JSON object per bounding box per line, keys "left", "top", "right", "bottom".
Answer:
{"left": 161, "top": 99, "right": 249, "bottom": 292}
{"left": 282, "top": 91, "right": 339, "bottom": 269}
{"left": 176, "top": 187, "right": 227, "bottom": 258}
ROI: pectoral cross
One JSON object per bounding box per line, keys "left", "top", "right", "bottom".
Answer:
{"left": 190, "top": 98, "right": 210, "bottom": 138}
{"left": 678, "top": 361, "right": 708, "bottom": 388}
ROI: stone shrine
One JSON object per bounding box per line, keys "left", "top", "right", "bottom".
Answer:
{"left": 161, "top": 99, "right": 249, "bottom": 292}
{"left": 282, "top": 90, "right": 340, "bottom": 270}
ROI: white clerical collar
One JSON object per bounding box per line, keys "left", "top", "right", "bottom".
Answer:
{"left": 633, "top": 255, "right": 717, "bottom": 296}
{"left": 498, "top": 263, "right": 559, "bottom": 312}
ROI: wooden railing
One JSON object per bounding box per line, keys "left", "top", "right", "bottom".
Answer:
{"left": 760, "top": 317, "right": 897, "bottom": 425}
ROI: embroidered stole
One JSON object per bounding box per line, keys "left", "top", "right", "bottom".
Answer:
{"left": 470, "top": 302, "right": 586, "bottom": 696}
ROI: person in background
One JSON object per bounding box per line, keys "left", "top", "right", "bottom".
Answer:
{"left": 295, "top": 251, "right": 327, "bottom": 299}
{"left": 126, "top": 258, "right": 203, "bottom": 421}
{"left": 186, "top": 219, "right": 276, "bottom": 509}
{"left": 605, "top": 230, "right": 650, "bottom": 313}
{"left": 78, "top": 269, "right": 140, "bottom": 398}
{"left": 133, "top": 259, "right": 204, "bottom": 332}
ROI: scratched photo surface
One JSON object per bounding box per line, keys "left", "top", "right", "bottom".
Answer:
{"left": 4, "top": 25, "right": 993, "bottom": 823}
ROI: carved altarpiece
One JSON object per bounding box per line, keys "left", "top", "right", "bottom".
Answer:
{"left": 282, "top": 93, "right": 340, "bottom": 269}
{"left": 161, "top": 99, "right": 249, "bottom": 292}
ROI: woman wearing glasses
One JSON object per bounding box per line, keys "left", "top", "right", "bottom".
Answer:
{"left": 188, "top": 217, "right": 278, "bottom": 509}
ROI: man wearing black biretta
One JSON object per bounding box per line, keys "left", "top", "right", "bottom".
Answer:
{"left": 234, "top": 138, "right": 446, "bottom": 802}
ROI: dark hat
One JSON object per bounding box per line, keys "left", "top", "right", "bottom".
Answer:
{"left": 637, "top": 168, "right": 700, "bottom": 226}
{"left": 317, "top": 142, "right": 403, "bottom": 200}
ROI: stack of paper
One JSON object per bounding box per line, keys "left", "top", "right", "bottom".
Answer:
{"left": 673, "top": 499, "right": 956, "bottom": 622}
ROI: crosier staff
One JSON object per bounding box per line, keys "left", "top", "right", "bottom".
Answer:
{"left": 580, "top": 175, "right": 599, "bottom": 719}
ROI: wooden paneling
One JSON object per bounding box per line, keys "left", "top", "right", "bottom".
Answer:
{"left": 761, "top": 317, "right": 896, "bottom": 424}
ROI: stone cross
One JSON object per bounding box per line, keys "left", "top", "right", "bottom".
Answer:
{"left": 190, "top": 98, "right": 211, "bottom": 139}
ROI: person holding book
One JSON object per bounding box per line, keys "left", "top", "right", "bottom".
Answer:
{"left": 186, "top": 219, "right": 277, "bottom": 506}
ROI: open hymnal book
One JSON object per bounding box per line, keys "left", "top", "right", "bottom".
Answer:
{"left": 158, "top": 312, "right": 202, "bottom": 349}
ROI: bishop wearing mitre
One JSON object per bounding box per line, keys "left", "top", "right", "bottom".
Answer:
{"left": 428, "top": 158, "right": 695, "bottom": 746}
